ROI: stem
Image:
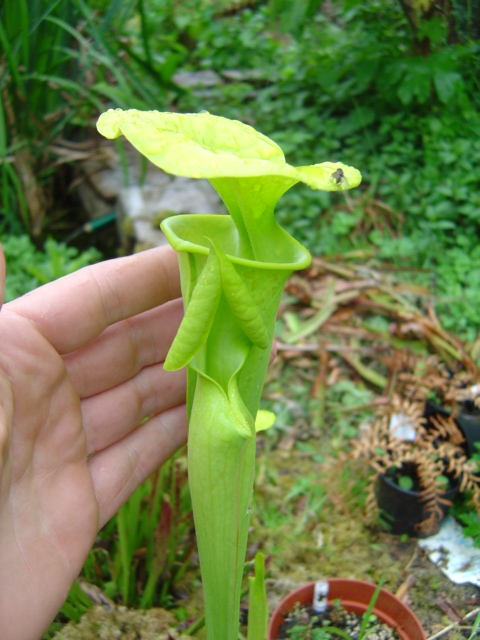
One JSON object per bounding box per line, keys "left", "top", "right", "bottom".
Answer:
{"left": 188, "top": 374, "right": 255, "bottom": 640}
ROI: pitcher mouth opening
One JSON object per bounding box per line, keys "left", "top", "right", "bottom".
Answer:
{"left": 161, "top": 213, "right": 311, "bottom": 271}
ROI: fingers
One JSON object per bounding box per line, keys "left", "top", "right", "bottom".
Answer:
{"left": 64, "top": 298, "right": 184, "bottom": 398}
{"left": 89, "top": 404, "right": 187, "bottom": 529}
{"left": 0, "top": 242, "right": 5, "bottom": 308}
{"left": 0, "top": 371, "right": 13, "bottom": 473}
{"left": 270, "top": 339, "right": 277, "bottom": 364}
{"left": 9, "top": 245, "right": 181, "bottom": 355}
{"left": 81, "top": 364, "right": 186, "bottom": 455}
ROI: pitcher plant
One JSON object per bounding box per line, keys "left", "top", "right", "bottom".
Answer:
{"left": 97, "top": 109, "right": 361, "bottom": 640}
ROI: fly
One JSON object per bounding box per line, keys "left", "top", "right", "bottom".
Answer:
{"left": 331, "top": 167, "right": 349, "bottom": 189}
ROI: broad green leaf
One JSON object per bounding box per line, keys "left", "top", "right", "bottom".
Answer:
{"left": 98, "top": 110, "right": 360, "bottom": 265}
{"left": 433, "top": 68, "right": 461, "bottom": 104}
{"left": 97, "top": 109, "right": 287, "bottom": 179}
{"left": 96, "top": 110, "right": 361, "bottom": 191}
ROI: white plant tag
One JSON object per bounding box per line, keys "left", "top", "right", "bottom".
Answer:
{"left": 389, "top": 412, "right": 416, "bottom": 442}
{"left": 312, "top": 580, "right": 329, "bottom": 613}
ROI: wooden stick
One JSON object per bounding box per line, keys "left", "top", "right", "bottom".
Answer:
{"left": 425, "top": 607, "right": 480, "bottom": 640}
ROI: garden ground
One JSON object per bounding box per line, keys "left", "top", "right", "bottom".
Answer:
{"left": 51, "top": 443, "right": 480, "bottom": 639}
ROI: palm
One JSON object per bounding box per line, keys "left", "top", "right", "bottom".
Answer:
{"left": 0, "top": 312, "right": 98, "bottom": 634}
{"left": 0, "top": 246, "right": 187, "bottom": 640}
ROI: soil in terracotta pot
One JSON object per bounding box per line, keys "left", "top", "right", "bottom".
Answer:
{"left": 277, "top": 603, "right": 401, "bottom": 640}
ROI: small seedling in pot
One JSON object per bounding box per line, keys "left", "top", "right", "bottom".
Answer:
{"left": 281, "top": 577, "right": 399, "bottom": 640}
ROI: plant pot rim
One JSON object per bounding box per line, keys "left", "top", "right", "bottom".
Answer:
{"left": 424, "top": 400, "right": 480, "bottom": 458}
{"left": 267, "top": 578, "right": 426, "bottom": 640}
{"left": 379, "top": 468, "right": 460, "bottom": 499}
{"left": 375, "top": 472, "right": 460, "bottom": 536}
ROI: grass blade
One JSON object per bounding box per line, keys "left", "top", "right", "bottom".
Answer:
{"left": 0, "top": 19, "right": 25, "bottom": 93}
{"left": 100, "top": 0, "right": 136, "bottom": 33}
{"left": 3, "top": 162, "right": 29, "bottom": 229}
{"left": 138, "top": 0, "right": 153, "bottom": 68}
{"left": 468, "top": 610, "right": 480, "bottom": 640}
{"left": 18, "top": 0, "right": 30, "bottom": 73}
{"left": 357, "top": 573, "right": 386, "bottom": 640}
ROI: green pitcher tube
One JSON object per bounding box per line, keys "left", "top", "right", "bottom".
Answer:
{"left": 160, "top": 227, "right": 300, "bottom": 639}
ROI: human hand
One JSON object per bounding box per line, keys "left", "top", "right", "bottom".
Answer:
{"left": 0, "top": 244, "right": 187, "bottom": 640}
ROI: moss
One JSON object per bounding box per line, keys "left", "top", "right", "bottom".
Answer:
{"left": 53, "top": 606, "right": 191, "bottom": 640}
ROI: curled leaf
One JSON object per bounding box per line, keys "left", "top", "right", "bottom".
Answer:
{"left": 211, "top": 241, "right": 269, "bottom": 350}
{"left": 164, "top": 249, "right": 221, "bottom": 370}
{"left": 255, "top": 409, "right": 276, "bottom": 433}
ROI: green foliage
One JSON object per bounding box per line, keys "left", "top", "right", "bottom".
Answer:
{"left": 452, "top": 0, "right": 480, "bottom": 40}
{"left": 0, "top": 0, "right": 173, "bottom": 236}
{"left": 44, "top": 458, "right": 193, "bottom": 637}
{"left": 269, "top": 0, "right": 323, "bottom": 38}
{"left": 43, "top": 581, "right": 94, "bottom": 639}
{"left": 254, "top": 468, "right": 328, "bottom": 537}
{"left": 454, "top": 507, "right": 480, "bottom": 546}
{"left": 398, "top": 475, "right": 415, "bottom": 491}
{"left": 110, "top": 458, "right": 193, "bottom": 608}
{"left": 286, "top": 476, "right": 328, "bottom": 536}
{"left": 84, "top": 457, "right": 192, "bottom": 608}
{"left": 173, "top": 0, "right": 479, "bottom": 341}
{"left": 468, "top": 610, "right": 480, "bottom": 640}
{"left": 169, "top": 3, "right": 479, "bottom": 246}
{"left": 451, "top": 446, "right": 480, "bottom": 547}
{"left": 1, "top": 234, "right": 101, "bottom": 301}
{"left": 326, "top": 380, "right": 374, "bottom": 442}
{"left": 5, "top": 0, "right": 480, "bottom": 339}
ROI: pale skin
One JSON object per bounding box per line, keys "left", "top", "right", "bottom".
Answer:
{"left": 0, "top": 244, "right": 188, "bottom": 640}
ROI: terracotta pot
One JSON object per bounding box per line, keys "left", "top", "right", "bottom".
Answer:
{"left": 267, "top": 578, "right": 426, "bottom": 640}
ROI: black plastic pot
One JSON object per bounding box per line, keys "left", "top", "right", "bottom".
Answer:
{"left": 424, "top": 400, "right": 480, "bottom": 458}
{"left": 374, "top": 468, "right": 460, "bottom": 537}
{"left": 456, "top": 411, "right": 480, "bottom": 458}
